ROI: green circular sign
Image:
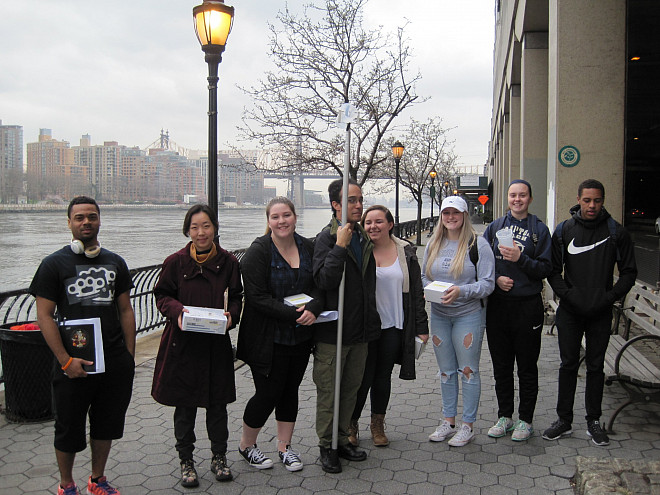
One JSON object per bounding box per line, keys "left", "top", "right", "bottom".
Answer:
{"left": 559, "top": 145, "right": 580, "bottom": 167}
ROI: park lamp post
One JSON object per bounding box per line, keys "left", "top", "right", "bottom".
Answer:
{"left": 429, "top": 169, "right": 437, "bottom": 236}
{"left": 193, "top": 0, "right": 234, "bottom": 219}
{"left": 391, "top": 141, "right": 405, "bottom": 229}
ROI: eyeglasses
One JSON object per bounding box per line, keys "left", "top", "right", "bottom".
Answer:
{"left": 347, "top": 197, "right": 364, "bottom": 205}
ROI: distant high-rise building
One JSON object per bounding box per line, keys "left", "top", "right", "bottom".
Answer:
{"left": 26, "top": 129, "right": 74, "bottom": 201}
{"left": 0, "top": 120, "right": 24, "bottom": 203}
{"left": 219, "top": 153, "right": 265, "bottom": 205}
{"left": 0, "top": 120, "right": 23, "bottom": 171}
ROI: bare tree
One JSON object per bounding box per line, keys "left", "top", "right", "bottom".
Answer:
{"left": 239, "top": 0, "right": 423, "bottom": 185}
{"left": 389, "top": 117, "right": 457, "bottom": 245}
{"left": 0, "top": 168, "right": 24, "bottom": 203}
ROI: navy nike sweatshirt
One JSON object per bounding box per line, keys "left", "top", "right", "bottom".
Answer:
{"left": 548, "top": 205, "right": 637, "bottom": 317}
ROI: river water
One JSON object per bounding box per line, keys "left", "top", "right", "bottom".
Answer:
{"left": 0, "top": 206, "right": 420, "bottom": 292}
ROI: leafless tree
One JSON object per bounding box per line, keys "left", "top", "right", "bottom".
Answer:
{"left": 388, "top": 117, "right": 457, "bottom": 244}
{"left": 0, "top": 168, "right": 24, "bottom": 203}
{"left": 239, "top": 0, "right": 423, "bottom": 185}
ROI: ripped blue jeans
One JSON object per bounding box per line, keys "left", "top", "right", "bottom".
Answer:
{"left": 430, "top": 307, "right": 486, "bottom": 424}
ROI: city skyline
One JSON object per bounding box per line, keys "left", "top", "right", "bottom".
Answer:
{"left": 0, "top": 1, "right": 494, "bottom": 170}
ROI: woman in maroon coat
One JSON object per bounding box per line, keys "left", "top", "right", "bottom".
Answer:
{"left": 151, "top": 204, "right": 243, "bottom": 488}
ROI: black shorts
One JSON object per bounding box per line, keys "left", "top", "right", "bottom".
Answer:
{"left": 52, "top": 349, "right": 135, "bottom": 453}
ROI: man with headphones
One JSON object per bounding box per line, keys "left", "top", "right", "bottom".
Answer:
{"left": 30, "top": 196, "right": 136, "bottom": 495}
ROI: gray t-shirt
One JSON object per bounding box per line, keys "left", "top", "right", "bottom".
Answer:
{"left": 421, "top": 236, "right": 495, "bottom": 317}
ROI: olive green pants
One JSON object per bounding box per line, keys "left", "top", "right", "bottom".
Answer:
{"left": 313, "top": 341, "right": 368, "bottom": 448}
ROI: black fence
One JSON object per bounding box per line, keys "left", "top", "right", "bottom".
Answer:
{"left": 0, "top": 217, "right": 429, "bottom": 388}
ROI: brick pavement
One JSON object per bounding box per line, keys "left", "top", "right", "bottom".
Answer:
{"left": 2, "top": 232, "right": 660, "bottom": 494}
{"left": 2, "top": 321, "right": 660, "bottom": 494}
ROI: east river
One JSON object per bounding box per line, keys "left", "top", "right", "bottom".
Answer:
{"left": 0, "top": 206, "right": 420, "bottom": 292}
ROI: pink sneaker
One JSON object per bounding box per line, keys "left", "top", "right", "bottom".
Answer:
{"left": 86, "top": 476, "right": 120, "bottom": 495}
{"left": 57, "top": 482, "right": 79, "bottom": 495}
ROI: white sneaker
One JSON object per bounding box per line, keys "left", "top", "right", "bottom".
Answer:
{"left": 447, "top": 424, "right": 474, "bottom": 447}
{"left": 511, "top": 420, "right": 533, "bottom": 442}
{"left": 487, "top": 417, "right": 514, "bottom": 438}
{"left": 428, "top": 420, "right": 456, "bottom": 442}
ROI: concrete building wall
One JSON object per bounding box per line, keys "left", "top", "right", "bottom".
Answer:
{"left": 490, "top": 0, "right": 626, "bottom": 229}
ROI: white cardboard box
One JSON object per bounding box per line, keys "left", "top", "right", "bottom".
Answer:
{"left": 424, "top": 281, "right": 453, "bottom": 303}
{"left": 284, "top": 293, "right": 313, "bottom": 307}
{"left": 181, "top": 306, "right": 227, "bottom": 334}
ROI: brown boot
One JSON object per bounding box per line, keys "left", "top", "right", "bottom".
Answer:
{"left": 370, "top": 414, "right": 389, "bottom": 446}
{"left": 348, "top": 418, "right": 359, "bottom": 446}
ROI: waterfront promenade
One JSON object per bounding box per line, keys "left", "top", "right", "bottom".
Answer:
{"left": 1, "top": 238, "right": 660, "bottom": 494}
{"left": 2, "top": 323, "right": 660, "bottom": 494}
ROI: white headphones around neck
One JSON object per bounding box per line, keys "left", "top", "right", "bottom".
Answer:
{"left": 70, "top": 239, "right": 101, "bottom": 258}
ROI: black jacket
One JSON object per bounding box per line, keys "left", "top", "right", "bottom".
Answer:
{"left": 237, "top": 233, "right": 323, "bottom": 376}
{"left": 393, "top": 237, "right": 429, "bottom": 380}
{"left": 548, "top": 206, "right": 637, "bottom": 317}
{"left": 312, "top": 217, "right": 381, "bottom": 345}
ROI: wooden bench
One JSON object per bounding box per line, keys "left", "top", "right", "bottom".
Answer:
{"left": 603, "top": 283, "right": 660, "bottom": 433}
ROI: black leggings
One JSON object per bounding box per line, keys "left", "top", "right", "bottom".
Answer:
{"left": 352, "top": 327, "right": 402, "bottom": 418}
{"left": 243, "top": 341, "right": 312, "bottom": 428}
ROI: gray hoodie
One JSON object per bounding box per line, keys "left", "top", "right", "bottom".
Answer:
{"left": 421, "top": 236, "right": 496, "bottom": 317}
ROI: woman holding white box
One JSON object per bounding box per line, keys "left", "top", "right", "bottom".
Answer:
{"left": 422, "top": 196, "right": 495, "bottom": 447}
{"left": 236, "top": 197, "right": 324, "bottom": 472}
{"left": 349, "top": 205, "right": 429, "bottom": 447}
{"left": 151, "top": 204, "right": 243, "bottom": 487}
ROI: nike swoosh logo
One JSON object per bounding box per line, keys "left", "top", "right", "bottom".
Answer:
{"left": 533, "top": 324, "right": 542, "bottom": 330}
{"left": 567, "top": 237, "right": 609, "bottom": 255}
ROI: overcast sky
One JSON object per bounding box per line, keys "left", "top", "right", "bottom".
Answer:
{"left": 0, "top": 0, "right": 494, "bottom": 169}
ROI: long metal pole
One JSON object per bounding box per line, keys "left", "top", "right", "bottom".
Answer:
{"left": 331, "top": 122, "right": 351, "bottom": 450}
{"left": 206, "top": 53, "right": 221, "bottom": 222}
{"left": 430, "top": 177, "right": 435, "bottom": 235}
{"left": 395, "top": 158, "right": 400, "bottom": 228}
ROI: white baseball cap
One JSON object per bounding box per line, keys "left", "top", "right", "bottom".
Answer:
{"left": 440, "top": 196, "right": 468, "bottom": 213}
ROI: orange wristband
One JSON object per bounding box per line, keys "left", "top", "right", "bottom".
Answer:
{"left": 61, "top": 357, "right": 73, "bottom": 371}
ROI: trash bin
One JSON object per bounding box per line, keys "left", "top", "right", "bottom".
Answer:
{"left": 0, "top": 324, "right": 54, "bottom": 423}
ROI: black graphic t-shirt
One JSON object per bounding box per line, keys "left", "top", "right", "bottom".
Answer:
{"left": 30, "top": 246, "right": 133, "bottom": 355}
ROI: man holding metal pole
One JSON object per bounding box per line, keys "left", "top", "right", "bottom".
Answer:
{"left": 312, "top": 178, "right": 381, "bottom": 473}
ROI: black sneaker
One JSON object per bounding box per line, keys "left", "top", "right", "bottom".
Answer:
{"left": 238, "top": 444, "right": 274, "bottom": 469}
{"left": 586, "top": 420, "right": 610, "bottom": 446}
{"left": 278, "top": 445, "right": 304, "bottom": 472}
{"left": 542, "top": 419, "right": 573, "bottom": 440}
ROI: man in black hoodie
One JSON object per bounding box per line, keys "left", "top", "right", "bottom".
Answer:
{"left": 543, "top": 179, "right": 637, "bottom": 446}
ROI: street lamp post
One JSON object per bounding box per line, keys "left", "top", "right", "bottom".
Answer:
{"left": 391, "top": 141, "right": 405, "bottom": 229}
{"left": 428, "top": 169, "right": 437, "bottom": 236}
{"left": 193, "top": 0, "right": 234, "bottom": 219}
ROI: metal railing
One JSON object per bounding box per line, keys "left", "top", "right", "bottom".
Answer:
{"left": 2, "top": 218, "right": 428, "bottom": 332}
{"left": 0, "top": 218, "right": 432, "bottom": 385}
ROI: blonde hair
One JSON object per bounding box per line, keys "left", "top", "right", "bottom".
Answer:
{"left": 265, "top": 196, "right": 297, "bottom": 235}
{"left": 425, "top": 211, "right": 476, "bottom": 279}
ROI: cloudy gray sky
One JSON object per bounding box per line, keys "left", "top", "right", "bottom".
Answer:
{"left": 0, "top": 0, "right": 494, "bottom": 169}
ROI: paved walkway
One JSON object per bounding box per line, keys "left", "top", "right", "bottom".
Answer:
{"left": 2, "top": 231, "right": 660, "bottom": 494}
{"left": 2, "top": 321, "right": 660, "bottom": 494}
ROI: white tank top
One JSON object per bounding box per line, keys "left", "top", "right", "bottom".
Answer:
{"left": 375, "top": 258, "right": 404, "bottom": 330}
